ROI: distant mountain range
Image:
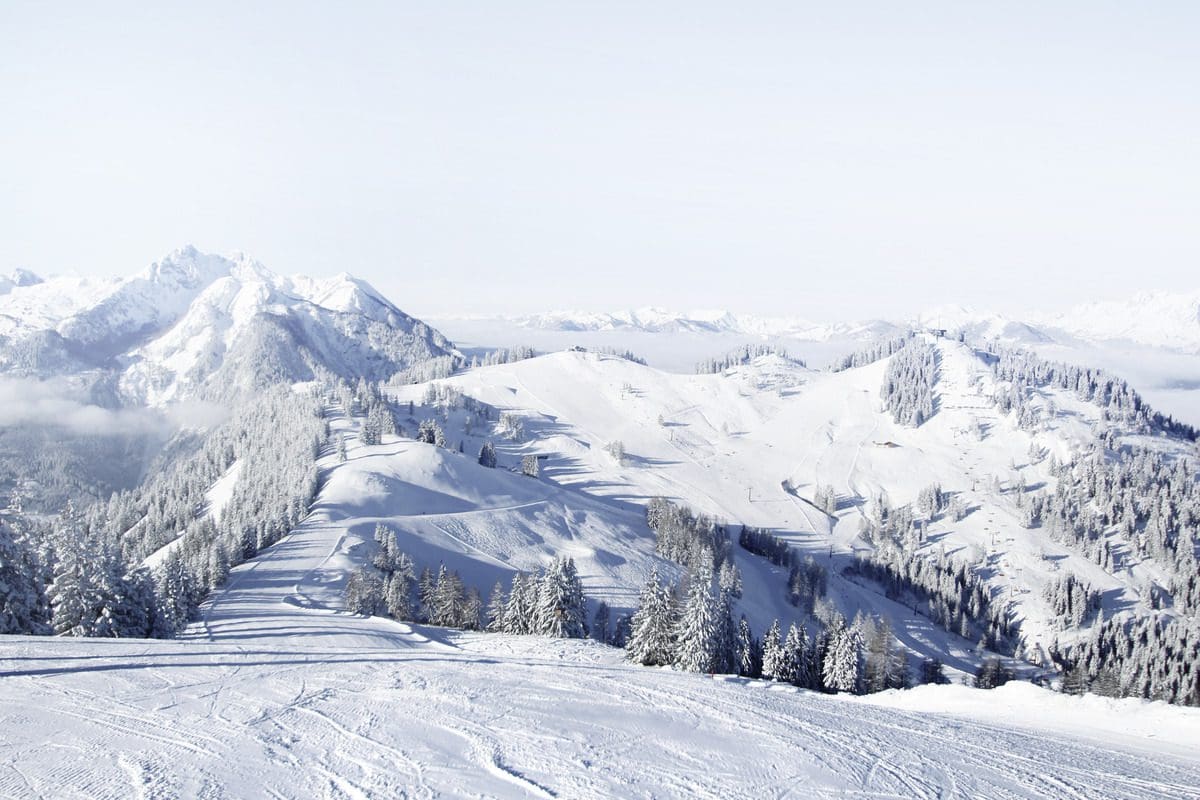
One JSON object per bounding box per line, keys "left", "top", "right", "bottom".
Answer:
{"left": 503, "top": 307, "right": 903, "bottom": 342}
{"left": 4, "top": 246, "right": 1198, "bottom": 413}
{"left": 437, "top": 292, "right": 1200, "bottom": 354}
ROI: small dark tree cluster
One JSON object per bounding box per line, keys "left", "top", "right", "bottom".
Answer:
{"left": 471, "top": 345, "right": 537, "bottom": 367}
{"left": 845, "top": 544, "right": 1018, "bottom": 652}
{"left": 1042, "top": 573, "right": 1101, "bottom": 630}
{"left": 489, "top": 557, "right": 590, "bottom": 639}
{"left": 695, "top": 344, "right": 804, "bottom": 375}
{"left": 738, "top": 526, "right": 792, "bottom": 566}
{"left": 974, "top": 657, "right": 1015, "bottom": 689}
{"left": 647, "top": 497, "right": 733, "bottom": 575}
{"left": 736, "top": 526, "right": 828, "bottom": 613}
{"left": 829, "top": 332, "right": 915, "bottom": 372}
{"left": 812, "top": 484, "right": 838, "bottom": 516}
{"left": 1056, "top": 614, "right": 1200, "bottom": 706}
{"left": 920, "top": 657, "right": 948, "bottom": 685}
{"left": 880, "top": 339, "right": 938, "bottom": 426}
{"left": 989, "top": 346, "right": 1197, "bottom": 440}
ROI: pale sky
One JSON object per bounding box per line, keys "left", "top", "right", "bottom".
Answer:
{"left": 1, "top": 2, "right": 1197, "bottom": 320}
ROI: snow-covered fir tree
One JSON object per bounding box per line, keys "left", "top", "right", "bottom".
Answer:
{"left": 478, "top": 441, "right": 497, "bottom": 468}
{"left": 760, "top": 619, "right": 785, "bottom": 681}
{"left": 627, "top": 567, "right": 676, "bottom": 667}
{"left": 592, "top": 600, "right": 611, "bottom": 644}
{"left": 735, "top": 615, "right": 760, "bottom": 678}
{"left": 822, "top": 615, "right": 863, "bottom": 694}
{"left": 521, "top": 454, "right": 540, "bottom": 478}
{"left": 502, "top": 573, "right": 536, "bottom": 635}
{"left": 785, "top": 622, "right": 814, "bottom": 689}
{"left": 0, "top": 517, "right": 49, "bottom": 634}
{"left": 533, "top": 557, "right": 588, "bottom": 638}
{"left": 673, "top": 561, "right": 722, "bottom": 673}
{"left": 346, "top": 567, "right": 384, "bottom": 616}
{"left": 485, "top": 581, "right": 507, "bottom": 632}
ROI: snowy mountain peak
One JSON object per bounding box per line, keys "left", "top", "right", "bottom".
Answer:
{"left": 144, "top": 245, "right": 236, "bottom": 286}
{"left": 0, "top": 246, "right": 458, "bottom": 404}
{"left": 0, "top": 268, "right": 43, "bottom": 295}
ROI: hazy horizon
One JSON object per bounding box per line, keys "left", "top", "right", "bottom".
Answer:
{"left": 9, "top": 241, "right": 1197, "bottom": 324}
{"left": 3, "top": 3, "right": 1197, "bottom": 320}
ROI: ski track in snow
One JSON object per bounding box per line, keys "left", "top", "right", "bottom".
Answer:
{"left": 3, "top": 632, "right": 1197, "bottom": 799}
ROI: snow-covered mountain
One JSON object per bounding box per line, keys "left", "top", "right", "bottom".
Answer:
{"left": 0, "top": 246, "right": 458, "bottom": 404}
{"left": 0, "top": 268, "right": 43, "bottom": 296}
{"left": 914, "top": 305, "right": 1056, "bottom": 345}
{"left": 6, "top": 261, "right": 1200, "bottom": 796}
{"left": 1036, "top": 290, "right": 1200, "bottom": 353}
{"left": 384, "top": 344, "right": 1188, "bottom": 662}
{"left": 455, "top": 291, "right": 1200, "bottom": 355}
{"left": 507, "top": 306, "right": 903, "bottom": 341}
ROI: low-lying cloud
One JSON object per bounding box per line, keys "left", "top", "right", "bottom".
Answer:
{"left": 0, "top": 376, "right": 227, "bottom": 437}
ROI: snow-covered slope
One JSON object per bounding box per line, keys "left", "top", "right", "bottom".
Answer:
{"left": 7, "top": 336, "right": 1199, "bottom": 796}
{"left": 7, "top": 403, "right": 1197, "bottom": 798}
{"left": 380, "top": 342, "right": 1191, "bottom": 669}
{"left": 0, "top": 246, "right": 458, "bottom": 404}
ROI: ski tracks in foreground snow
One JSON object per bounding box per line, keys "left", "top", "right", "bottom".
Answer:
{"left": 3, "top": 630, "right": 1199, "bottom": 799}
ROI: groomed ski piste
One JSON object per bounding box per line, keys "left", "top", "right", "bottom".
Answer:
{"left": 4, "top": 339, "right": 1200, "bottom": 798}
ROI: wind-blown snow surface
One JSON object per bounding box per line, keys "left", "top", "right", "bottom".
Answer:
{"left": 3, "top": 631, "right": 1199, "bottom": 799}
